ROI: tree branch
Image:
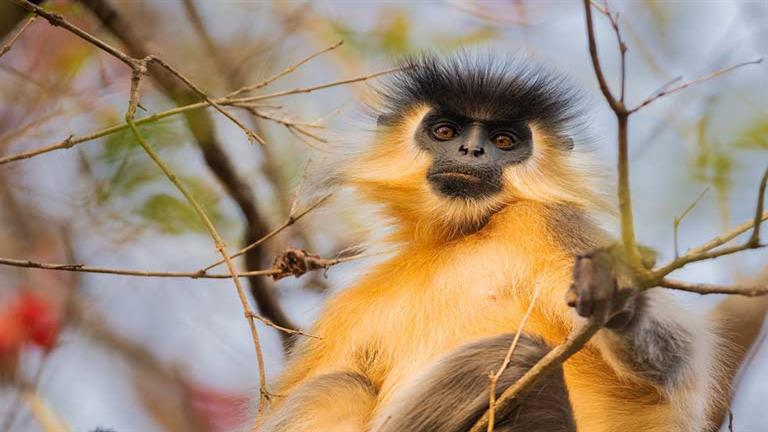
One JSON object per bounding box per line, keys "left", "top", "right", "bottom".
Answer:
{"left": 76, "top": 0, "right": 298, "bottom": 346}
{"left": 659, "top": 279, "right": 768, "bottom": 297}
{"left": 469, "top": 316, "right": 604, "bottom": 432}
{"left": 629, "top": 58, "right": 764, "bottom": 114}
{"left": 0, "top": 14, "right": 35, "bottom": 58}
{"left": 124, "top": 65, "right": 271, "bottom": 413}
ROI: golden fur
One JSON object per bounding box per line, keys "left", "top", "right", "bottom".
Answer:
{"left": 254, "top": 107, "right": 722, "bottom": 432}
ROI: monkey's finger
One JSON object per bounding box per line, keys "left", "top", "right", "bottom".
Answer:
{"left": 576, "top": 281, "right": 594, "bottom": 317}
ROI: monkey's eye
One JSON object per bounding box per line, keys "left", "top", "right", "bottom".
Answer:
{"left": 492, "top": 133, "right": 519, "bottom": 150}
{"left": 431, "top": 124, "right": 457, "bottom": 141}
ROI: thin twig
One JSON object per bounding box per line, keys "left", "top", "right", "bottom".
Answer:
{"left": 748, "top": 164, "right": 768, "bottom": 247}
{"left": 225, "top": 40, "right": 344, "bottom": 99}
{"left": 0, "top": 251, "right": 364, "bottom": 280}
{"left": 673, "top": 187, "right": 710, "bottom": 259}
{"left": 602, "top": 1, "right": 627, "bottom": 103}
{"left": 145, "top": 56, "right": 266, "bottom": 145}
{"left": 124, "top": 66, "right": 270, "bottom": 414}
{"left": 240, "top": 106, "right": 327, "bottom": 143}
{"left": 227, "top": 67, "right": 402, "bottom": 104}
{"left": 654, "top": 212, "right": 768, "bottom": 279}
{"left": 10, "top": 0, "right": 135, "bottom": 66}
{"left": 0, "top": 69, "right": 396, "bottom": 166}
{"left": 629, "top": 58, "right": 764, "bottom": 114}
{"left": 0, "top": 256, "right": 272, "bottom": 278}
{"left": 659, "top": 279, "right": 768, "bottom": 297}
{"left": 469, "top": 317, "right": 604, "bottom": 432}
{"left": 0, "top": 14, "right": 36, "bottom": 58}
{"left": 486, "top": 282, "right": 543, "bottom": 432}
{"left": 200, "top": 193, "right": 332, "bottom": 273}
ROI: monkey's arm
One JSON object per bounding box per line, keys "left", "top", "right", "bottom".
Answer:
{"left": 568, "top": 249, "right": 716, "bottom": 392}
{"left": 592, "top": 290, "right": 714, "bottom": 389}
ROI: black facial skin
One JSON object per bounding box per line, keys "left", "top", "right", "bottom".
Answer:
{"left": 416, "top": 109, "right": 533, "bottom": 199}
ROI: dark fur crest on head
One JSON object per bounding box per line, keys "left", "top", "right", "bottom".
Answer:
{"left": 375, "top": 52, "right": 585, "bottom": 148}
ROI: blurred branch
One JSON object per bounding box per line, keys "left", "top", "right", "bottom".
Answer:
{"left": 20, "top": 389, "right": 69, "bottom": 432}
{"left": 223, "top": 40, "right": 344, "bottom": 99}
{"left": 0, "top": 68, "right": 395, "bottom": 165}
{"left": 125, "top": 64, "right": 271, "bottom": 414}
{"left": 6, "top": 0, "right": 280, "bottom": 410}
{"left": 0, "top": 14, "right": 35, "bottom": 58}
{"left": 76, "top": 0, "right": 299, "bottom": 349}
{"left": 0, "top": 249, "right": 363, "bottom": 280}
{"left": 181, "top": 0, "right": 333, "bottom": 292}
{"left": 201, "top": 193, "right": 331, "bottom": 273}
{"left": 67, "top": 294, "right": 206, "bottom": 432}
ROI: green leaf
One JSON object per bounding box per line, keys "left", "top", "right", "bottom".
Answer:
{"left": 377, "top": 11, "right": 411, "bottom": 55}
{"left": 737, "top": 116, "right": 768, "bottom": 150}
{"left": 139, "top": 193, "right": 203, "bottom": 234}
{"left": 137, "top": 177, "right": 232, "bottom": 236}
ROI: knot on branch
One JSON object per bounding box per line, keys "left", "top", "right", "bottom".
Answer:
{"left": 271, "top": 248, "right": 330, "bottom": 281}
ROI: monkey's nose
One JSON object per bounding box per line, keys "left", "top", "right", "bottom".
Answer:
{"left": 458, "top": 144, "right": 485, "bottom": 158}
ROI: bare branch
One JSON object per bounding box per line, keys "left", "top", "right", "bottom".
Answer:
{"left": 653, "top": 211, "right": 768, "bottom": 279}
{"left": 9, "top": 0, "right": 135, "bottom": 67}
{"left": 583, "top": 0, "right": 623, "bottom": 112}
{"left": 629, "top": 58, "right": 764, "bottom": 114}
{"left": 200, "top": 193, "right": 332, "bottom": 273}
{"left": 470, "top": 317, "right": 604, "bottom": 432}
{"left": 748, "top": 164, "right": 768, "bottom": 247}
{"left": 659, "top": 279, "right": 768, "bottom": 297}
{"left": 124, "top": 63, "right": 270, "bottom": 413}
{"left": 0, "top": 14, "right": 35, "bottom": 58}
{"left": 673, "top": 187, "right": 710, "bottom": 259}
{"left": 0, "top": 249, "right": 364, "bottom": 281}
{"left": 225, "top": 40, "right": 345, "bottom": 99}
{"left": 227, "top": 67, "right": 402, "bottom": 104}
{"left": 0, "top": 68, "right": 395, "bottom": 166}
{"left": 583, "top": 0, "right": 643, "bottom": 270}
{"left": 486, "top": 282, "right": 543, "bottom": 431}
{"left": 145, "top": 56, "right": 266, "bottom": 145}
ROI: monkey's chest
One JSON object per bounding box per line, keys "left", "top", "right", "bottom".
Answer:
{"left": 351, "top": 271, "right": 526, "bottom": 400}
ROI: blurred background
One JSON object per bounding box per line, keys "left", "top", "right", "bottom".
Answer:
{"left": 0, "top": 1, "right": 766, "bottom": 431}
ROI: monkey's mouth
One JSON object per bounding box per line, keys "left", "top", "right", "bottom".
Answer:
{"left": 429, "top": 172, "right": 482, "bottom": 183}
{"left": 427, "top": 166, "right": 502, "bottom": 199}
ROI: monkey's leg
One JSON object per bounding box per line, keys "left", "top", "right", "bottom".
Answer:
{"left": 371, "top": 334, "right": 575, "bottom": 432}
{"left": 255, "top": 372, "right": 377, "bottom": 432}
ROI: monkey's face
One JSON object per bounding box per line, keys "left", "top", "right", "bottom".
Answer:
{"left": 347, "top": 54, "right": 609, "bottom": 241}
{"left": 417, "top": 108, "right": 533, "bottom": 200}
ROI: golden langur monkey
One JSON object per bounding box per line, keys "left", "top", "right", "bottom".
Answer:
{"left": 252, "top": 54, "right": 761, "bottom": 432}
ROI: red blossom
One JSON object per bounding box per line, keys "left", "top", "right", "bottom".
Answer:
{"left": 11, "top": 292, "right": 60, "bottom": 351}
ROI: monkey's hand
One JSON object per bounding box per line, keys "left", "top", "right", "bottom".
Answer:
{"left": 565, "top": 244, "right": 656, "bottom": 329}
